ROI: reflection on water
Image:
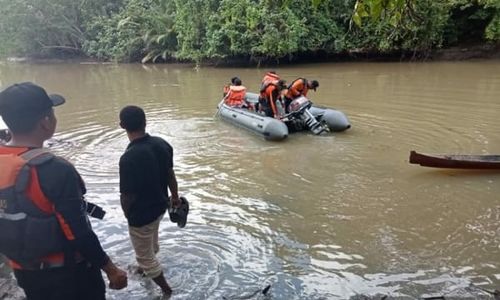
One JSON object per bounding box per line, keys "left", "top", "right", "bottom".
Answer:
{"left": 1, "top": 61, "right": 500, "bottom": 299}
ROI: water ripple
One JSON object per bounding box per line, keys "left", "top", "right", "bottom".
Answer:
{"left": 2, "top": 62, "right": 499, "bottom": 299}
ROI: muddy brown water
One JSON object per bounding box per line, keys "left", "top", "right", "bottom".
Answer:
{"left": 1, "top": 61, "right": 499, "bottom": 299}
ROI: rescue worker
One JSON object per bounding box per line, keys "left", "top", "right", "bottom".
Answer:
{"left": 0, "top": 82, "right": 127, "bottom": 300}
{"left": 259, "top": 79, "right": 286, "bottom": 118}
{"left": 222, "top": 76, "right": 240, "bottom": 97}
{"left": 260, "top": 71, "right": 280, "bottom": 91}
{"left": 284, "top": 78, "right": 319, "bottom": 112}
{"left": 223, "top": 77, "right": 249, "bottom": 108}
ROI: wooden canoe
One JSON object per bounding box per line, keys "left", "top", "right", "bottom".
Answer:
{"left": 409, "top": 151, "right": 500, "bottom": 169}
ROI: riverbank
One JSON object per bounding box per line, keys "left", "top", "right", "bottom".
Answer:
{"left": 430, "top": 43, "right": 500, "bottom": 61}
{"left": 3, "top": 43, "right": 499, "bottom": 66}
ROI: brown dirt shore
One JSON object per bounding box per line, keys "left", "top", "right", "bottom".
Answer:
{"left": 430, "top": 43, "right": 500, "bottom": 61}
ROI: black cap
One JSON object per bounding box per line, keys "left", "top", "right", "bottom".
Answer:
{"left": 0, "top": 82, "right": 65, "bottom": 117}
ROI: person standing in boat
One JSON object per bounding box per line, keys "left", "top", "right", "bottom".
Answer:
{"left": 260, "top": 71, "right": 280, "bottom": 90}
{"left": 283, "top": 78, "right": 319, "bottom": 112}
{"left": 118, "top": 105, "right": 181, "bottom": 298}
{"left": 259, "top": 79, "right": 286, "bottom": 119}
{"left": 223, "top": 77, "right": 251, "bottom": 109}
{"left": 256, "top": 71, "right": 281, "bottom": 115}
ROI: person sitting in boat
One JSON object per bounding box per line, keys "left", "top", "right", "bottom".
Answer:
{"left": 223, "top": 77, "right": 250, "bottom": 109}
{"left": 259, "top": 79, "right": 286, "bottom": 119}
{"left": 283, "top": 78, "right": 319, "bottom": 112}
{"left": 223, "top": 76, "right": 240, "bottom": 97}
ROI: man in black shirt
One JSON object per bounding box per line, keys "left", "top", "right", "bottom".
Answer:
{"left": 0, "top": 82, "right": 127, "bottom": 300}
{"left": 119, "top": 105, "right": 180, "bottom": 297}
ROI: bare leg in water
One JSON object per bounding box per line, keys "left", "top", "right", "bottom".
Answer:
{"left": 153, "top": 272, "right": 172, "bottom": 297}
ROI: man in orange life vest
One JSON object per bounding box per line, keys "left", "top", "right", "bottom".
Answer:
{"left": 260, "top": 71, "right": 280, "bottom": 89}
{"left": 0, "top": 82, "right": 127, "bottom": 300}
{"left": 223, "top": 77, "right": 249, "bottom": 108}
{"left": 284, "top": 78, "right": 319, "bottom": 112}
{"left": 259, "top": 71, "right": 286, "bottom": 118}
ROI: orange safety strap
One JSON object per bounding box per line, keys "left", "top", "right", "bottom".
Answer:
{"left": 0, "top": 147, "right": 73, "bottom": 268}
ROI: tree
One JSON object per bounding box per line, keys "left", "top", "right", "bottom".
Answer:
{"left": 0, "top": 0, "right": 123, "bottom": 57}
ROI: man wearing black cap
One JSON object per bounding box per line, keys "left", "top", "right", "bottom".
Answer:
{"left": 0, "top": 82, "right": 127, "bottom": 300}
{"left": 118, "top": 105, "right": 181, "bottom": 297}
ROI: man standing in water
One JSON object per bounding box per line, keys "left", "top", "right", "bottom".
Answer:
{"left": 118, "top": 105, "right": 181, "bottom": 297}
{"left": 0, "top": 82, "right": 127, "bottom": 300}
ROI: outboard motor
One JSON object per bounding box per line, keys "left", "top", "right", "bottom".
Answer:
{"left": 287, "top": 96, "right": 329, "bottom": 135}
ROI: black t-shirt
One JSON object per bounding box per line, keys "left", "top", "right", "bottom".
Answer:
{"left": 119, "top": 134, "right": 173, "bottom": 227}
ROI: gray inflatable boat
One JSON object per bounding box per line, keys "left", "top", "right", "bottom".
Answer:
{"left": 217, "top": 103, "right": 289, "bottom": 141}
{"left": 217, "top": 92, "right": 350, "bottom": 141}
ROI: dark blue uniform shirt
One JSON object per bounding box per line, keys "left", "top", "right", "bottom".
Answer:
{"left": 37, "top": 155, "right": 109, "bottom": 268}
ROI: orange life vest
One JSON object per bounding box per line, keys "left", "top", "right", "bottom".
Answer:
{"left": 259, "top": 82, "right": 283, "bottom": 117}
{"left": 224, "top": 85, "right": 247, "bottom": 107}
{"left": 0, "top": 147, "right": 73, "bottom": 269}
{"left": 286, "top": 78, "right": 308, "bottom": 99}
{"left": 260, "top": 72, "right": 280, "bottom": 92}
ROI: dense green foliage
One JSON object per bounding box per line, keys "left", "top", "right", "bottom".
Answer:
{"left": 0, "top": 0, "right": 123, "bottom": 57}
{"left": 0, "top": 0, "right": 498, "bottom": 62}
{"left": 352, "top": 0, "right": 450, "bottom": 52}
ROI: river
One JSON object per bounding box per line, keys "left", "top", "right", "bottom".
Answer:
{"left": 1, "top": 61, "right": 499, "bottom": 299}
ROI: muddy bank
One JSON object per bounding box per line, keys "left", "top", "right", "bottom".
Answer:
{"left": 163, "top": 42, "right": 500, "bottom": 66}
{"left": 3, "top": 43, "right": 499, "bottom": 66}
{"left": 431, "top": 43, "right": 500, "bottom": 60}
